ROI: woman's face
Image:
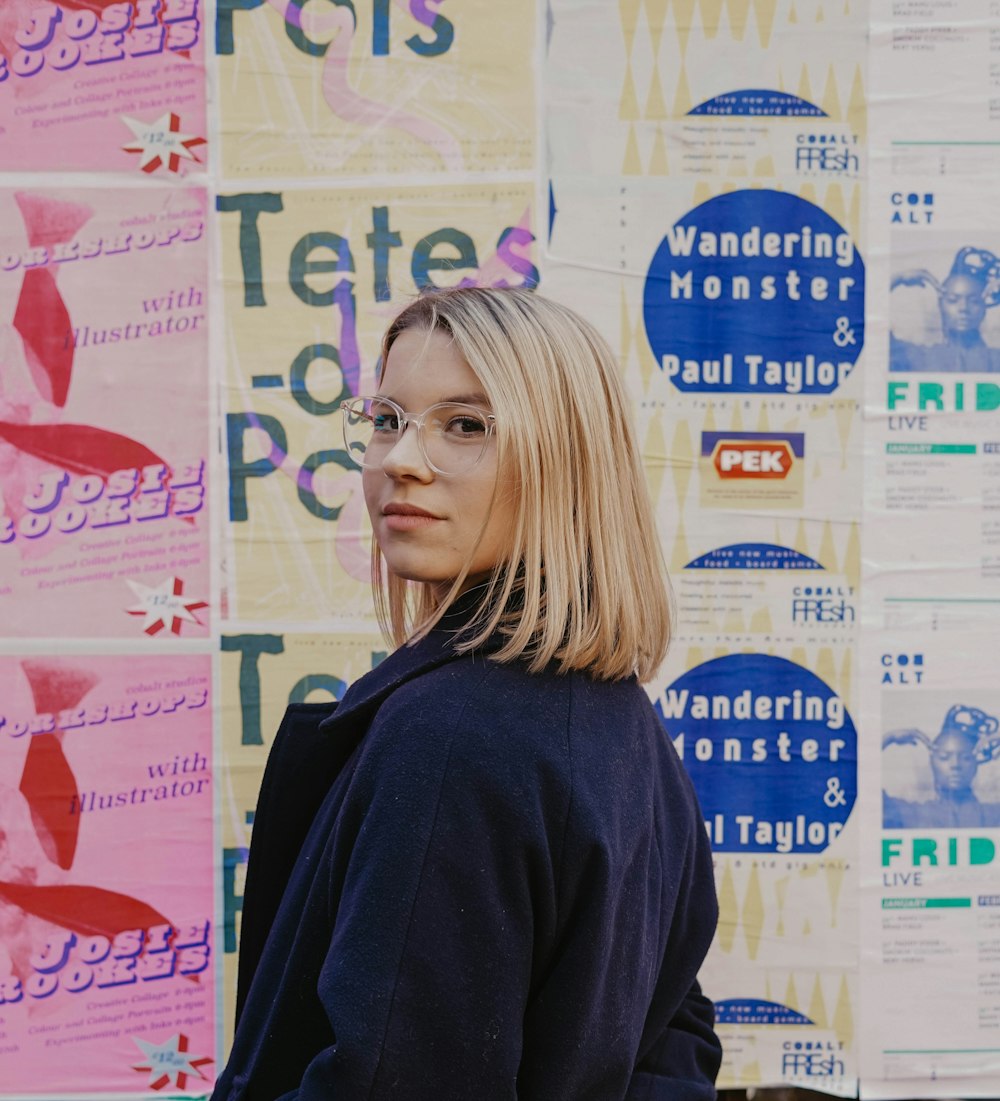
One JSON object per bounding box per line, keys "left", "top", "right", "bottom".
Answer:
{"left": 363, "top": 327, "right": 517, "bottom": 592}
{"left": 939, "top": 274, "right": 987, "bottom": 337}
{"left": 930, "top": 732, "right": 979, "bottom": 794}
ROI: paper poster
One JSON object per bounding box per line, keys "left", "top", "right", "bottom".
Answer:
{"left": 0, "top": 653, "right": 215, "bottom": 1097}
{"left": 546, "top": 0, "right": 866, "bottom": 184}
{"left": 872, "top": 0, "right": 1000, "bottom": 177}
{"left": 859, "top": 632, "right": 1000, "bottom": 1099}
{"left": 864, "top": 180, "right": 1000, "bottom": 632}
{"left": 546, "top": 176, "right": 865, "bottom": 396}
{"left": 0, "top": 186, "right": 210, "bottom": 640}
{"left": 216, "top": 0, "right": 534, "bottom": 179}
{"left": 218, "top": 182, "right": 537, "bottom": 625}
{"left": 0, "top": 0, "right": 207, "bottom": 175}
{"left": 544, "top": 0, "right": 869, "bottom": 441}
{"left": 219, "top": 629, "right": 385, "bottom": 1045}
{"left": 652, "top": 636, "right": 858, "bottom": 1094}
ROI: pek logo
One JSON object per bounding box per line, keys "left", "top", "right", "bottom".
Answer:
{"left": 795, "top": 134, "right": 859, "bottom": 176}
{"left": 712, "top": 439, "right": 794, "bottom": 479}
{"left": 792, "top": 586, "right": 855, "bottom": 624}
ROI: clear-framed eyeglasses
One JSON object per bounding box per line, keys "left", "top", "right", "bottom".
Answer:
{"left": 342, "top": 395, "right": 497, "bottom": 476}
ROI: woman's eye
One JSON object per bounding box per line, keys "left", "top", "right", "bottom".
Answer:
{"left": 372, "top": 413, "right": 399, "bottom": 432}
{"left": 445, "top": 415, "right": 486, "bottom": 437}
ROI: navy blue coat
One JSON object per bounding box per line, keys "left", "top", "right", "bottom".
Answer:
{"left": 213, "top": 609, "right": 721, "bottom": 1100}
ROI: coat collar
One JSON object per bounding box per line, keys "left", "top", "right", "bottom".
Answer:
{"left": 318, "top": 586, "right": 496, "bottom": 732}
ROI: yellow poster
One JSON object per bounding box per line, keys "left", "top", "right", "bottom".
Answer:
{"left": 219, "top": 182, "right": 538, "bottom": 624}
{"left": 217, "top": 0, "right": 536, "bottom": 178}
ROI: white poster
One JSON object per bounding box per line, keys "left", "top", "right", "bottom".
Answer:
{"left": 865, "top": 176, "right": 1000, "bottom": 633}
{"left": 860, "top": 631, "right": 1000, "bottom": 1098}
{"left": 872, "top": 0, "right": 1000, "bottom": 177}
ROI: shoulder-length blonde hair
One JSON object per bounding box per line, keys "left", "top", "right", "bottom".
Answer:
{"left": 371, "top": 286, "right": 671, "bottom": 682}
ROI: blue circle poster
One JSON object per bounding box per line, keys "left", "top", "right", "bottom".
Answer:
{"left": 656, "top": 654, "right": 857, "bottom": 853}
{"left": 643, "top": 189, "right": 865, "bottom": 395}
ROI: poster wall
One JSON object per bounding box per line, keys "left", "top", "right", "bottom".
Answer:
{"left": 2, "top": 0, "right": 1000, "bottom": 1096}
{"left": 856, "top": 3, "right": 1000, "bottom": 1090}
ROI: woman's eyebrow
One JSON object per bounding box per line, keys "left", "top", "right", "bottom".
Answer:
{"left": 379, "top": 391, "right": 491, "bottom": 408}
{"left": 444, "top": 391, "right": 490, "bottom": 406}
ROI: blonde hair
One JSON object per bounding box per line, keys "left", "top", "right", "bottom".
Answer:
{"left": 372, "top": 286, "right": 671, "bottom": 682}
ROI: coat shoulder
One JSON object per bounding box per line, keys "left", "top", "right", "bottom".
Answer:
{"left": 363, "top": 655, "right": 660, "bottom": 792}
{"left": 353, "top": 655, "right": 579, "bottom": 795}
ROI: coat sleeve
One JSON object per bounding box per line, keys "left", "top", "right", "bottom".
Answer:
{"left": 276, "top": 679, "right": 563, "bottom": 1100}
{"left": 627, "top": 980, "right": 721, "bottom": 1100}
{"left": 625, "top": 742, "right": 722, "bottom": 1100}
{"left": 233, "top": 702, "right": 344, "bottom": 1026}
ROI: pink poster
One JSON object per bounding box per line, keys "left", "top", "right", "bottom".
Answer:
{"left": 0, "top": 1, "right": 206, "bottom": 175}
{"left": 0, "top": 186, "right": 210, "bottom": 639}
{"left": 0, "top": 654, "right": 216, "bottom": 1096}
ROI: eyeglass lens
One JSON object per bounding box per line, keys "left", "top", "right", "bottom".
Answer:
{"left": 344, "top": 398, "right": 491, "bottom": 474}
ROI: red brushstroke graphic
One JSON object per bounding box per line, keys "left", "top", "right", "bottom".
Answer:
{"left": 8, "top": 194, "right": 91, "bottom": 408}
{"left": 20, "top": 660, "right": 99, "bottom": 717}
{"left": 15, "top": 659, "right": 99, "bottom": 870}
{"left": 0, "top": 882, "right": 171, "bottom": 940}
{"left": 13, "top": 193, "right": 92, "bottom": 252}
{"left": 13, "top": 269, "right": 73, "bottom": 407}
{"left": 1, "top": 192, "right": 198, "bottom": 549}
{"left": 0, "top": 421, "right": 164, "bottom": 478}
{"left": 19, "top": 736, "right": 80, "bottom": 871}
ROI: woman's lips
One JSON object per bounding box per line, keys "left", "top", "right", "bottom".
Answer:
{"left": 382, "top": 503, "right": 442, "bottom": 531}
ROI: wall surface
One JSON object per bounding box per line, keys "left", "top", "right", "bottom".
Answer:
{"left": 1, "top": 1, "right": 998, "bottom": 1097}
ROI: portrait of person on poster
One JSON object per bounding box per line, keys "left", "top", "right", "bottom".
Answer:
{"left": 212, "top": 287, "right": 722, "bottom": 1101}
{"left": 889, "top": 246, "right": 1000, "bottom": 372}
{"left": 882, "top": 703, "right": 1000, "bottom": 828}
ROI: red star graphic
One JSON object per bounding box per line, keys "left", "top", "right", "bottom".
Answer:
{"left": 121, "top": 112, "right": 207, "bottom": 174}
{"left": 126, "top": 576, "right": 208, "bottom": 636}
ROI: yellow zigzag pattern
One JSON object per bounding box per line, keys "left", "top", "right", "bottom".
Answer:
{"left": 617, "top": 0, "right": 867, "bottom": 175}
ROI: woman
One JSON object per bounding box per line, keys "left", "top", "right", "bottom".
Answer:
{"left": 213, "top": 287, "right": 721, "bottom": 1100}
{"left": 882, "top": 703, "right": 1000, "bottom": 828}
{"left": 890, "top": 246, "right": 1000, "bottom": 372}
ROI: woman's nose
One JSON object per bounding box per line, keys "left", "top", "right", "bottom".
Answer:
{"left": 380, "top": 423, "right": 433, "bottom": 480}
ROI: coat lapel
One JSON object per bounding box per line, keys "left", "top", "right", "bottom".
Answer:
{"left": 319, "top": 591, "right": 495, "bottom": 734}
{"left": 318, "top": 624, "right": 469, "bottom": 733}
